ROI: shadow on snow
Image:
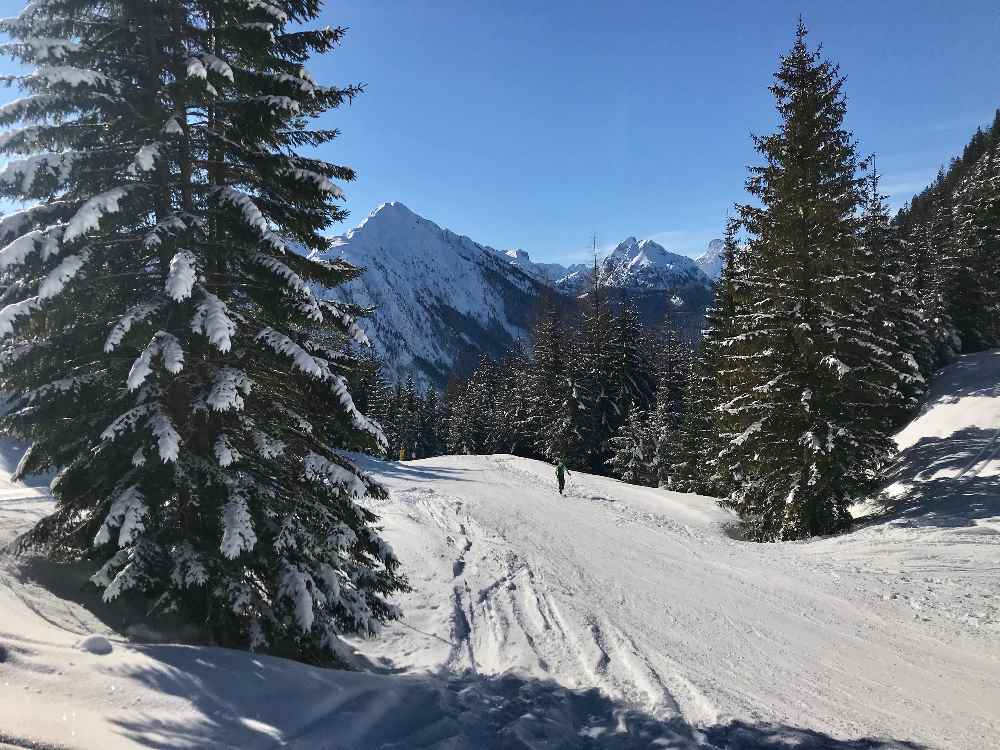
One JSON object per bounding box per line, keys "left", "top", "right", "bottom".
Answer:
{"left": 875, "top": 426, "right": 1000, "bottom": 530}
{"left": 103, "top": 646, "right": 926, "bottom": 749}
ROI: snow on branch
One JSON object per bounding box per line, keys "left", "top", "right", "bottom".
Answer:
{"left": 165, "top": 250, "right": 196, "bottom": 301}
{"left": 187, "top": 54, "right": 234, "bottom": 82}
{"left": 207, "top": 367, "right": 252, "bottom": 412}
{"left": 30, "top": 65, "right": 120, "bottom": 92}
{"left": 252, "top": 429, "right": 285, "bottom": 459}
{"left": 220, "top": 489, "right": 257, "bottom": 559}
{"left": 38, "top": 250, "right": 87, "bottom": 298}
{"left": 104, "top": 302, "right": 163, "bottom": 352}
{"left": 191, "top": 290, "right": 236, "bottom": 353}
{"left": 93, "top": 484, "right": 147, "bottom": 548}
{"left": 162, "top": 117, "right": 183, "bottom": 135}
{"left": 0, "top": 296, "right": 40, "bottom": 338}
{"left": 244, "top": 0, "right": 289, "bottom": 24}
{"left": 215, "top": 434, "right": 241, "bottom": 467}
{"left": 821, "top": 356, "right": 852, "bottom": 379}
{"left": 100, "top": 404, "right": 152, "bottom": 443}
{"left": 278, "top": 563, "right": 315, "bottom": 634}
{"left": 318, "top": 300, "right": 369, "bottom": 346}
{"left": 148, "top": 412, "right": 181, "bottom": 463}
{"left": 251, "top": 95, "right": 300, "bottom": 114}
{"left": 143, "top": 214, "right": 187, "bottom": 248}
{"left": 302, "top": 452, "right": 367, "bottom": 498}
{"left": 127, "top": 142, "right": 161, "bottom": 175}
{"left": 0, "top": 38, "right": 80, "bottom": 61}
{"left": 127, "top": 331, "right": 184, "bottom": 391}
{"left": 256, "top": 326, "right": 324, "bottom": 378}
{"left": 277, "top": 168, "right": 344, "bottom": 198}
{"left": 731, "top": 419, "right": 763, "bottom": 447}
{"left": 0, "top": 151, "right": 76, "bottom": 193}
{"left": 64, "top": 186, "right": 130, "bottom": 243}
{"left": 251, "top": 253, "right": 322, "bottom": 322}
{"left": 0, "top": 225, "right": 64, "bottom": 270}
{"left": 215, "top": 186, "right": 285, "bottom": 253}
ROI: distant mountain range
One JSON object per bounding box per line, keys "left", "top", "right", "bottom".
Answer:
{"left": 315, "top": 202, "right": 723, "bottom": 387}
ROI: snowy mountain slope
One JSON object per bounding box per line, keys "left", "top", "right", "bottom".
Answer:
{"left": 314, "top": 202, "right": 554, "bottom": 388}
{"left": 1, "top": 353, "right": 998, "bottom": 748}
{"left": 316, "top": 203, "right": 719, "bottom": 386}
{"left": 695, "top": 238, "right": 726, "bottom": 280}
{"left": 555, "top": 236, "right": 711, "bottom": 293}
{"left": 494, "top": 247, "right": 587, "bottom": 285}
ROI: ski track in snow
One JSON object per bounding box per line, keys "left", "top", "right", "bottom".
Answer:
{"left": 0, "top": 351, "right": 999, "bottom": 748}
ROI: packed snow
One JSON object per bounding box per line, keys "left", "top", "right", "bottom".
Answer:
{"left": 0, "top": 351, "right": 998, "bottom": 748}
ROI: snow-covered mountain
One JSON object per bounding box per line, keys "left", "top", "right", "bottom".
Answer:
{"left": 556, "top": 237, "right": 711, "bottom": 293}
{"left": 495, "top": 248, "right": 587, "bottom": 285}
{"left": 695, "top": 238, "right": 726, "bottom": 280}
{"left": 316, "top": 202, "right": 553, "bottom": 388}
{"left": 317, "top": 204, "right": 720, "bottom": 386}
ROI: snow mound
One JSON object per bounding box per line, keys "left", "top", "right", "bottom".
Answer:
{"left": 78, "top": 634, "right": 113, "bottom": 655}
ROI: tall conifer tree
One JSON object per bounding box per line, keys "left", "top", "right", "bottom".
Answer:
{"left": 719, "top": 22, "right": 893, "bottom": 540}
{"left": 0, "top": 0, "right": 404, "bottom": 660}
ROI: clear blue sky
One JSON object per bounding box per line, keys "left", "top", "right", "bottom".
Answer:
{"left": 1, "top": 1, "right": 998, "bottom": 263}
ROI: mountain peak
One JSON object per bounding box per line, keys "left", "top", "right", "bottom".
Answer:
{"left": 695, "top": 238, "right": 726, "bottom": 280}
{"left": 367, "top": 201, "right": 420, "bottom": 223}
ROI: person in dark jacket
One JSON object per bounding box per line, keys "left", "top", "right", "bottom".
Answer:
{"left": 555, "top": 460, "right": 570, "bottom": 495}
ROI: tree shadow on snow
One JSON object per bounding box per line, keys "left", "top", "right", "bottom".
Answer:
{"left": 917, "top": 351, "right": 1000, "bottom": 405}
{"left": 873, "top": 426, "right": 1000, "bottom": 530}
{"left": 104, "top": 649, "right": 927, "bottom": 750}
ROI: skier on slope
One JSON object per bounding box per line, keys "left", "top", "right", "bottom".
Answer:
{"left": 555, "top": 459, "right": 570, "bottom": 495}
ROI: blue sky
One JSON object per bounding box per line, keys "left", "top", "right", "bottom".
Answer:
{"left": 2, "top": 1, "right": 999, "bottom": 263}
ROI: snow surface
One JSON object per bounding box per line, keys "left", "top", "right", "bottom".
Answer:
{"left": 0, "top": 351, "right": 998, "bottom": 748}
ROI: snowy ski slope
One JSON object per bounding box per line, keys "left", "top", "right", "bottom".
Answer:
{"left": 0, "top": 351, "right": 998, "bottom": 749}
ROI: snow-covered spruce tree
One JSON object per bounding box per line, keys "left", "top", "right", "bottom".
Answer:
{"left": 608, "top": 303, "right": 656, "bottom": 419}
{"left": 650, "top": 325, "right": 690, "bottom": 488}
{"left": 951, "top": 143, "right": 1000, "bottom": 350}
{"left": 528, "top": 296, "right": 585, "bottom": 467}
{"left": 0, "top": 0, "right": 405, "bottom": 661}
{"left": 857, "top": 168, "right": 927, "bottom": 425}
{"left": 579, "top": 263, "right": 614, "bottom": 472}
{"left": 720, "top": 22, "right": 896, "bottom": 541}
{"left": 685, "top": 220, "right": 744, "bottom": 496}
{"left": 607, "top": 408, "right": 653, "bottom": 485}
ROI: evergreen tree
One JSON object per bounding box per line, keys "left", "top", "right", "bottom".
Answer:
{"left": 858, "top": 167, "right": 927, "bottom": 423}
{"left": 0, "top": 0, "right": 404, "bottom": 661}
{"left": 650, "top": 325, "right": 691, "bottom": 488}
{"left": 607, "top": 409, "right": 654, "bottom": 485}
{"left": 579, "top": 265, "right": 614, "bottom": 471}
{"left": 719, "top": 22, "right": 894, "bottom": 541}
{"left": 684, "top": 220, "right": 745, "bottom": 495}
{"left": 951, "top": 143, "right": 1000, "bottom": 350}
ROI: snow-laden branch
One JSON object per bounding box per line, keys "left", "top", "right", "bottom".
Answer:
{"left": 104, "top": 302, "right": 163, "bottom": 352}
{"left": 165, "top": 250, "right": 196, "bottom": 301}
{"left": 64, "top": 186, "right": 130, "bottom": 243}
{"left": 191, "top": 290, "right": 236, "bottom": 353}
